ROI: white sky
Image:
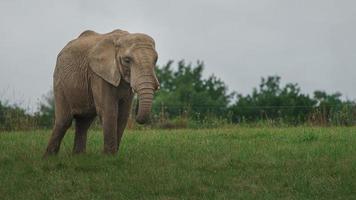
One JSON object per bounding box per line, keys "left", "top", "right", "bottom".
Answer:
{"left": 0, "top": 0, "right": 355, "bottom": 111}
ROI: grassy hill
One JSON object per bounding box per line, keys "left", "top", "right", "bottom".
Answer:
{"left": 0, "top": 127, "right": 355, "bottom": 199}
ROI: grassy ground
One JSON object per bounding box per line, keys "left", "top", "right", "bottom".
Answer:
{"left": 0, "top": 127, "right": 355, "bottom": 200}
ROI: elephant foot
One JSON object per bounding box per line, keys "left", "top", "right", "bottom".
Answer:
{"left": 72, "top": 149, "right": 86, "bottom": 155}
{"left": 103, "top": 148, "right": 118, "bottom": 155}
{"left": 73, "top": 143, "right": 86, "bottom": 154}
{"left": 42, "top": 150, "right": 58, "bottom": 159}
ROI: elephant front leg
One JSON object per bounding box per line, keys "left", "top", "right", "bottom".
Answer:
{"left": 101, "top": 109, "right": 119, "bottom": 154}
{"left": 117, "top": 97, "right": 133, "bottom": 150}
{"left": 73, "top": 116, "right": 95, "bottom": 154}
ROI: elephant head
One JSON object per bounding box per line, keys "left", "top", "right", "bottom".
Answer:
{"left": 89, "top": 32, "right": 160, "bottom": 124}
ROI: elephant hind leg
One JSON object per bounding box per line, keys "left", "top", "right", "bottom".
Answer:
{"left": 44, "top": 87, "right": 73, "bottom": 157}
{"left": 44, "top": 115, "right": 73, "bottom": 156}
{"left": 73, "top": 116, "right": 95, "bottom": 154}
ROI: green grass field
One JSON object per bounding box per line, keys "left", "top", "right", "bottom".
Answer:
{"left": 0, "top": 127, "right": 355, "bottom": 200}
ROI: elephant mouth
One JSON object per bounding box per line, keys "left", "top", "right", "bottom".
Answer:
{"left": 136, "top": 114, "right": 149, "bottom": 124}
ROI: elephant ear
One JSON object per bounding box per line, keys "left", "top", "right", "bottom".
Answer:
{"left": 89, "top": 38, "right": 121, "bottom": 86}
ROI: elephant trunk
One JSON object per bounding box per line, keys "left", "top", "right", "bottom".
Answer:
{"left": 131, "top": 57, "right": 160, "bottom": 124}
{"left": 133, "top": 69, "right": 159, "bottom": 124}
{"left": 135, "top": 86, "right": 154, "bottom": 124}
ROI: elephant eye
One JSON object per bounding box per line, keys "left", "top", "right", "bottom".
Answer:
{"left": 122, "top": 57, "right": 132, "bottom": 65}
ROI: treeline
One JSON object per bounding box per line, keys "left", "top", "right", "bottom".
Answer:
{"left": 1, "top": 60, "right": 355, "bottom": 130}
{"left": 0, "top": 95, "right": 54, "bottom": 131}
{"left": 151, "top": 61, "right": 355, "bottom": 127}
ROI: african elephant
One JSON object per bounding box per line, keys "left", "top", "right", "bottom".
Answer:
{"left": 44, "top": 29, "right": 160, "bottom": 156}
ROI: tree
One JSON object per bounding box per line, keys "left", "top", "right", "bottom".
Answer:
{"left": 0, "top": 100, "right": 33, "bottom": 130}
{"left": 34, "top": 91, "right": 55, "bottom": 128}
{"left": 230, "top": 75, "right": 316, "bottom": 123}
{"left": 153, "top": 60, "right": 233, "bottom": 120}
{"left": 313, "top": 90, "right": 355, "bottom": 125}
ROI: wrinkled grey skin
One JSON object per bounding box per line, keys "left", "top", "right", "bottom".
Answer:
{"left": 44, "top": 29, "right": 159, "bottom": 156}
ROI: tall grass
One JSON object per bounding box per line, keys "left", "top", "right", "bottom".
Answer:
{"left": 1, "top": 101, "right": 355, "bottom": 131}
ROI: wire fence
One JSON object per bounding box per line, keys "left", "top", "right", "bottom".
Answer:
{"left": 132, "top": 103, "right": 356, "bottom": 129}
{"left": 1, "top": 103, "right": 356, "bottom": 131}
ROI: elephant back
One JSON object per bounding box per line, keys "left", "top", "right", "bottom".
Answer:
{"left": 53, "top": 29, "right": 130, "bottom": 87}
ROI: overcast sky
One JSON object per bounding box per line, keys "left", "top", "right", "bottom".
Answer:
{"left": 0, "top": 0, "right": 355, "bottom": 111}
